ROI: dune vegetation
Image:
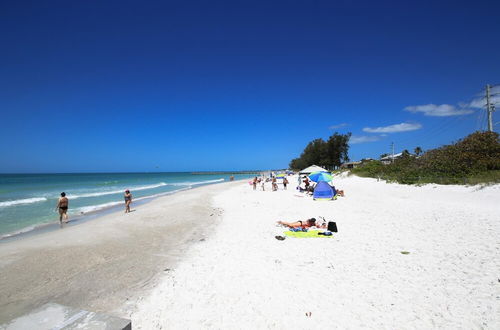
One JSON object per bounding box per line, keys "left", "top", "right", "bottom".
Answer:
{"left": 351, "top": 131, "right": 500, "bottom": 185}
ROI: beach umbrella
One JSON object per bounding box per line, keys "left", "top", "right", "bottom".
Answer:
{"left": 308, "top": 171, "right": 333, "bottom": 182}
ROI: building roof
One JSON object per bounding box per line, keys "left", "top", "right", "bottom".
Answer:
{"left": 342, "top": 161, "right": 362, "bottom": 166}
{"left": 299, "top": 165, "right": 328, "bottom": 174}
{"left": 380, "top": 153, "right": 403, "bottom": 161}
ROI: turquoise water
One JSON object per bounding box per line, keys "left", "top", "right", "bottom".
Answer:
{"left": 0, "top": 172, "right": 256, "bottom": 238}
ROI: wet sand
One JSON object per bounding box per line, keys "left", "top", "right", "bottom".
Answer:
{"left": 0, "top": 181, "right": 235, "bottom": 322}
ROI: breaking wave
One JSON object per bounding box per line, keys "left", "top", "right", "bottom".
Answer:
{"left": 67, "top": 182, "right": 167, "bottom": 199}
{"left": 0, "top": 197, "right": 47, "bottom": 208}
{"left": 169, "top": 178, "right": 224, "bottom": 186}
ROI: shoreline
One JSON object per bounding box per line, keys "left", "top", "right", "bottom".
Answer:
{"left": 0, "top": 179, "right": 243, "bottom": 322}
{"left": 0, "top": 178, "right": 242, "bottom": 243}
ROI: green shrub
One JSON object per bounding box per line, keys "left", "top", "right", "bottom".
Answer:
{"left": 351, "top": 131, "right": 500, "bottom": 185}
{"left": 351, "top": 160, "right": 385, "bottom": 177}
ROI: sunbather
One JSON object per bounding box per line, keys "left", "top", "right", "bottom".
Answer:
{"left": 277, "top": 218, "right": 325, "bottom": 229}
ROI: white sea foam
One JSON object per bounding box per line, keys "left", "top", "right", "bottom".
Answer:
{"left": 67, "top": 182, "right": 168, "bottom": 199}
{"left": 75, "top": 187, "right": 193, "bottom": 214}
{"left": 0, "top": 197, "right": 47, "bottom": 208}
{"left": 0, "top": 225, "right": 37, "bottom": 239}
{"left": 135, "top": 187, "right": 192, "bottom": 201}
{"left": 169, "top": 178, "right": 224, "bottom": 186}
{"left": 52, "top": 179, "right": 220, "bottom": 200}
{"left": 76, "top": 201, "right": 124, "bottom": 213}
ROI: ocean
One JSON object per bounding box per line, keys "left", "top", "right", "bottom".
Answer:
{"left": 0, "top": 172, "right": 256, "bottom": 239}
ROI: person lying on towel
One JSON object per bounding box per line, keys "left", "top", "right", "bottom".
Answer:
{"left": 277, "top": 218, "right": 325, "bottom": 229}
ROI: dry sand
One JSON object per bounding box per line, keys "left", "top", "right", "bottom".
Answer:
{"left": 1, "top": 174, "right": 499, "bottom": 329}
{"left": 132, "top": 174, "right": 500, "bottom": 329}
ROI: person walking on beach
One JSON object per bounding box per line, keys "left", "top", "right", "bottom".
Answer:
{"left": 56, "top": 192, "right": 69, "bottom": 225}
{"left": 252, "top": 177, "right": 257, "bottom": 190}
{"left": 283, "top": 177, "right": 289, "bottom": 190}
{"left": 124, "top": 189, "right": 132, "bottom": 213}
{"left": 272, "top": 177, "right": 278, "bottom": 191}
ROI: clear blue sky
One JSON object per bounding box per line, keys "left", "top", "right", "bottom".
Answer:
{"left": 1, "top": 0, "right": 499, "bottom": 173}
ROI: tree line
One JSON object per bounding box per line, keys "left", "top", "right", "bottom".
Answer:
{"left": 289, "top": 132, "right": 351, "bottom": 171}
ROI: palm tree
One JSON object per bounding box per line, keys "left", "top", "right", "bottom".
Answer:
{"left": 414, "top": 146, "right": 423, "bottom": 156}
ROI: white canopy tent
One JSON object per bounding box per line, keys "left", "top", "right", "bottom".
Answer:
{"left": 299, "top": 165, "right": 328, "bottom": 175}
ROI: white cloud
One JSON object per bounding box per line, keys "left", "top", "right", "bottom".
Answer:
{"left": 468, "top": 98, "right": 484, "bottom": 108}
{"left": 363, "top": 122, "right": 422, "bottom": 133}
{"left": 469, "top": 86, "right": 500, "bottom": 108}
{"left": 404, "top": 104, "right": 474, "bottom": 116}
{"left": 350, "top": 135, "right": 382, "bottom": 144}
{"left": 405, "top": 86, "right": 500, "bottom": 116}
{"left": 329, "top": 123, "right": 348, "bottom": 129}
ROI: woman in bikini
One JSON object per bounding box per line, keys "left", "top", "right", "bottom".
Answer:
{"left": 283, "top": 177, "right": 289, "bottom": 190}
{"left": 277, "top": 218, "right": 322, "bottom": 229}
{"left": 56, "top": 192, "right": 69, "bottom": 225}
{"left": 124, "top": 190, "right": 132, "bottom": 213}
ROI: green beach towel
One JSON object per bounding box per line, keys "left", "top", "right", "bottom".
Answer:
{"left": 283, "top": 230, "right": 333, "bottom": 238}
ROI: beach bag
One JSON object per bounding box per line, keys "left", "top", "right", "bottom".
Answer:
{"left": 327, "top": 222, "right": 337, "bottom": 232}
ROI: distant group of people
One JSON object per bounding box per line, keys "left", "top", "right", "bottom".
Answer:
{"left": 55, "top": 189, "right": 133, "bottom": 226}
{"left": 251, "top": 173, "right": 344, "bottom": 197}
{"left": 252, "top": 176, "right": 289, "bottom": 191}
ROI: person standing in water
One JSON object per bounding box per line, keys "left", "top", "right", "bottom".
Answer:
{"left": 124, "top": 189, "right": 132, "bottom": 213}
{"left": 56, "top": 192, "right": 69, "bottom": 225}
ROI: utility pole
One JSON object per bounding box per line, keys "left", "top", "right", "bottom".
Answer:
{"left": 486, "top": 84, "right": 493, "bottom": 132}
{"left": 391, "top": 142, "right": 395, "bottom": 163}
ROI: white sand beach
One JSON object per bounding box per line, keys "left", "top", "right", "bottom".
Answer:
{"left": 1, "top": 174, "right": 499, "bottom": 329}
{"left": 132, "top": 174, "right": 500, "bottom": 329}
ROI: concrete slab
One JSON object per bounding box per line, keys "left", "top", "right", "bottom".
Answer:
{"left": 0, "top": 303, "right": 131, "bottom": 330}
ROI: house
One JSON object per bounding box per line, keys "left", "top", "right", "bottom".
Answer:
{"left": 380, "top": 153, "right": 403, "bottom": 165}
{"left": 340, "top": 161, "right": 362, "bottom": 169}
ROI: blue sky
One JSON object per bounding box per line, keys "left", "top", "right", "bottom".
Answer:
{"left": 1, "top": 0, "right": 499, "bottom": 172}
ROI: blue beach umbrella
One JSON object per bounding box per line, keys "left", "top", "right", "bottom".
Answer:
{"left": 308, "top": 171, "right": 333, "bottom": 182}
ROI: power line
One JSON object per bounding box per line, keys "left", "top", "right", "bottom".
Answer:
{"left": 394, "top": 84, "right": 499, "bottom": 150}
{"left": 394, "top": 115, "right": 465, "bottom": 150}
{"left": 474, "top": 102, "right": 488, "bottom": 132}
{"left": 475, "top": 106, "right": 485, "bottom": 131}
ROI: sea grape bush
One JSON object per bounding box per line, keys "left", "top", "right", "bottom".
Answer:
{"left": 352, "top": 131, "right": 500, "bottom": 184}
